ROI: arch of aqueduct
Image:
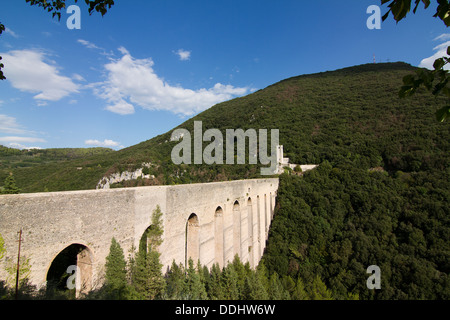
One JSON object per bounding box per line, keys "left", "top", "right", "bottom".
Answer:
{"left": 0, "top": 178, "right": 278, "bottom": 294}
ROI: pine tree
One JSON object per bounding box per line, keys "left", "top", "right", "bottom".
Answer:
{"left": 2, "top": 173, "right": 20, "bottom": 194}
{"left": 267, "top": 272, "right": 287, "bottom": 300}
{"left": 282, "top": 276, "right": 296, "bottom": 297}
{"left": 200, "top": 263, "right": 211, "bottom": 295}
{"left": 104, "top": 237, "right": 127, "bottom": 299}
{"left": 292, "top": 276, "right": 308, "bottom": 300}
{"left": 128, "top": 205, "right": 166, "bottom": 300}
{"left": 308, "top": 275, "right": 333, "bottom": 300}
{"left": 255, "top": 263, "right": 270, "bottom": 294}
{"left": 145, "top": 249, "right": 166, "bottom": 299}
{"left": 221, "top": 263, "right": 239, "bottom": 300}
{"left": 165, "top": 260, "right": 187, "bottom": 299}
{"left": 186, "top": 258, "right": 207, "bottom": 300}
{"left": 244, "top": 271, "right": 269, "bottom": 300}
{"left": 208, "top": 263, "right": 224, "bottom": 300}
{"left": 147, "top": 205, "right": 164, "bottom": 249}
{"left": 126, "top": 244, "right": 137, "bottom": 286}
{"left": 129, "top": 248, "right": 147, "bottom": 299}
{"left": 231, "top": 255, "right": 248, "bottom": 299}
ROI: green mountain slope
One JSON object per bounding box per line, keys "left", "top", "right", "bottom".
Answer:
{"left": 3, "top": 62, "right": 447, "bottom": 193}
{"left": 1, "top": 62, "right": 449, "bottom": 299}
{"left": 0, "top": 146, "right": 114, "bottom": 191}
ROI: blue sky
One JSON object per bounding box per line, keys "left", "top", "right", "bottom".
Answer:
{"left": 0, "top": 0, "right": 448, "bottom": 150}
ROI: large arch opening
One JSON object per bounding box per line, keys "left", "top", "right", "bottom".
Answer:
{"left": 214, "top": 206, "right": 224, "bottom": 268}
{"left": 46, "top": 243, "right": 93, "bottom": 298}
{"left": 185, "top": 213, "right": 199, "bottom": 267}
{"left": 139, "top": 224, "right": 159, "bottom": 255}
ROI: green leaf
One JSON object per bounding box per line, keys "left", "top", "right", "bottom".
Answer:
{"left": 433, "top": 58, "right": 446, "bottom": 71}
{"left": 435, "top": 106, "right": 450, "bottom": 122}
{"left": 399, "top": 85, "right": 415, "bottom": 98}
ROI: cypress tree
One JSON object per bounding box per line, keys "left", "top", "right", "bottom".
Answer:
{"left": 104, "top": 237, "right": 127, "bottom": 299}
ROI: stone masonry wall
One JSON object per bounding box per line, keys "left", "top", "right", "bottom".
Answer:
{"left": 0, "top": 178, "right": 278, "bottom": 292}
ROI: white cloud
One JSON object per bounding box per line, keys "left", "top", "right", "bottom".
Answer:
{"left": 85, "top": 139, "right": 120, "bottom": 148}
{"left": 118, "top": 46, "right": 129, "bottom": 55}
{"left": 77, "top": 39, "right": 101, "bottom": 50}
{"left": 434, "top": 33, "right": 450, "bottom": 41}
{"left": 72, "top": 73, "right": 85, "bottom": 81}
{"left": 0, "top": 115, "right": 46, "bottom": 148}
{"left": 0, "top": 114, "right": 27, "bottom": 134}
{"left": 105, "top": 99, "right": 135, "bottom": 115}
{"left": 175, "top": 49, "right": 191, "bottom": 61}
{"left": 0, "top": 49, "right": 79, "bottom": 101}
{"left": 4, "top": 28, "right": 19, "bottom": 38}
{"left": 78, "top": 39, "right": 114, "bottom": 57}
{"left": 0, "top": 136, "right": 46, "bottom": 143}
{"left": 419, "top": 35, "right": 450, "bottom": 70}
{"left": 7, "top": 143, "right": 42, "bottom": 150}
{"left": 94, "top": 48, "right": 249, "bottom": 116}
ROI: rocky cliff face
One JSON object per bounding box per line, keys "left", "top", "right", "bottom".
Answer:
{"left": 96, "top": 163, "right": 154, "bottom": 189}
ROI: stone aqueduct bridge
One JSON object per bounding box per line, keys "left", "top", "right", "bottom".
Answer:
{"left": 0, "top": 178, "right": 278, "bottom": 293}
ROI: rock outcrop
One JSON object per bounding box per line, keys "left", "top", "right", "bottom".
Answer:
{"left": 96, "top": 163, "right": 154, "bottom": 189}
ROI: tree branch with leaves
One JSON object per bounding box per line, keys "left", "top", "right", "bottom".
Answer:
{"left": 381, "top": 0, "right": 450, "bottom": 121}
{"left": 0, "top": 0, "right": 115, "bottom": 80}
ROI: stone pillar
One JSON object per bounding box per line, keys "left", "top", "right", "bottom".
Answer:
{"left": 214, "top": 207, "right": 224, "bottom": 268}
{"left": 186, "top": 214, "right": 199, "bottom": 266}
{"left": 76, "top": 247, "right": 93, "bottom": 298}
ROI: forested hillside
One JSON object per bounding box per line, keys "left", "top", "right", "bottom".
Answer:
{"left": 2, "top": 62, "right": 448, "bottom": 193}
{"left": 1, "top": 62, "right": 448, "bottom": 299}
{"left": 0, "top": 146, "right": 114, "bottom": 191}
